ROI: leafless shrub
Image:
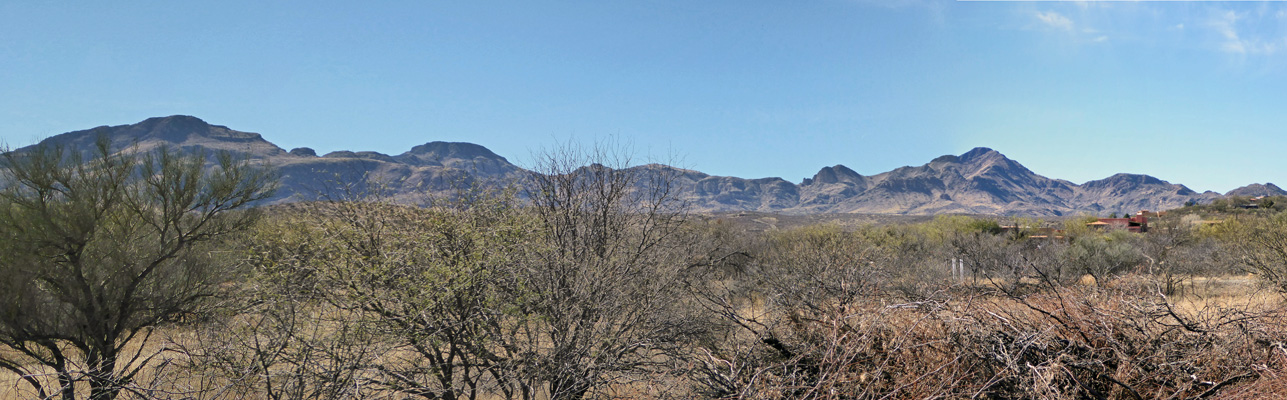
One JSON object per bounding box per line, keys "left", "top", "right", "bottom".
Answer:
{"left": 505, "top": 141, "right": 702, "bottom": 400}
{"left": 680, "top": 215, "right": 1286, "bottom": 400}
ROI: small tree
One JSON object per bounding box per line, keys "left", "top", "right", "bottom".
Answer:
{"left": 510, "top": 142, "right": 698, "bottom": 399}
{"left": 179, "top": 176, "right": 540, "bottom": 400}
{"left": 1138, "top": 215, "right": 1222, "bottom": 295}
{"left": 1226, "top": 212, "right": 1287, "bottom": 294}
{"left": 1066, "top": 230, "right": 1143, "bottom": 286}
{"left": 0, "top": 138, "right": 275, "bottom": 400}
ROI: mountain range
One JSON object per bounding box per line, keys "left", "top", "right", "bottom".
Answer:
{"left": 8, "top": 115, "right": 1272, "bottom": 216}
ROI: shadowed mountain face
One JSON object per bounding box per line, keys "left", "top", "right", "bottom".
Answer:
{"left": 796, "top": 147, "right": 1082, "bottom": 215}
{"left": 9, "top": 116, "right": 1233, "bottom": 215}
{"left": 786, "top": 147, "right": 1221, "bottom": 216}
{"left": 22, "top": 115, "right": 289, "bottom": 158}
{"left": 1072, "top": 173, "right": 1213, "bottom": 215}
{"left": 12, "top": 116, "right": 525, "bottom": 204}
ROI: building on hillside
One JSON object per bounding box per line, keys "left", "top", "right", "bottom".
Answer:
{"left": 1088, "top": 214, "right": 1148, "bottom": 233}
{"left": 1238, "top": 196, "right": 1269, "bottom": 209}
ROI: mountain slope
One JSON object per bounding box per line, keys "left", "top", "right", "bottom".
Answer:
{"left": 1074, "top": 174, "right": 1218, "bottom": 214}
{"left": 1226, "top": 183, "right": 1287, "bottom": 197}
{"left": 28, "top": 115, "right": 288, "bottom": 158}
{"left": 15, "top": 116, "right": 526, "bottom": 204}
{"left": 794, "top": 148, "right": 1081, "bottom": 215}
{"left": 6, "top": 116, "right": 1240, "bottom": 215}
{"left": 271, "top": 142, "right": 526, "bottom": 203}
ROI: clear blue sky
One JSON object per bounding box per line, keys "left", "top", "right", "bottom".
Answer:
{"left": 3, "top": 1, "right": 1286, "bottom": 193}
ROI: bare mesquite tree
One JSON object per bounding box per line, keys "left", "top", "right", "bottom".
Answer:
{"left": 0, "top": 138, "right": 275, "bottom": 400}
{"left": 1138, "top": 215, "right": 1225, "bottom": 295}
{"left": 950, "top": 230, "right": 1076, "bottom": 290}
{"left": 680, "top": 223, "right": 973, "bottom": 399}
{"left": 512, "top": 142, "right": 699, "bottom": 400}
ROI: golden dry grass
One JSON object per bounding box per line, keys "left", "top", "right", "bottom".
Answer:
{"left": 2, "top": 274, "right": 1283, "bottom": 399}
{"left": 0, "top": 326, "right": 214, "bottom": 400}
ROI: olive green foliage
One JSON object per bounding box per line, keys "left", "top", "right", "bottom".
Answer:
{"left": 0, "top": 137, "right": 275, "bottom": 400}
{"left": 919, "top": 215, "right": 1002, "bottom": 242}
{"left": 1062, "top": 215, "right": 1101, "bottom": 237}
{"left": 1182, "top": 195, "right": 1287, "bottom": 215}
{"left": 1221, "top": 211, "right": 1287, "bottom": 294}
{"left": 189, "top": 188, "right": 537, "bottom": 400}
{"left": 1066, "top": 229, "right": 1144, "bottom": 286}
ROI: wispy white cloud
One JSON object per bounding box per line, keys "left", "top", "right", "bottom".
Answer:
{"left": 1212, "top": 11, "right": 1246, "bottom": 53}
{"left": 1049, "top": 4, "right": 1287, "bottom": 60}
{"left": 1030, "top": 9, "right": 1112, "bottom": 44}
{"left": 1035, "top": 11, "right": 1075, "bottom": 31}
{"left": 1210, "top": 10, "right": 1281, "bottom": 55}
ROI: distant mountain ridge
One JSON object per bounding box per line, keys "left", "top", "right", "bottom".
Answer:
{"left": 1225, "top": 183, "right": 1287, "bottom": 198}
{"left": 8, "top": 116, "right": 1270, "bottom": 216}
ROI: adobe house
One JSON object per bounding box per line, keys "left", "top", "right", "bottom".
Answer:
{"left": 1088, "top": 213, "right": 1148, "bottom": 233}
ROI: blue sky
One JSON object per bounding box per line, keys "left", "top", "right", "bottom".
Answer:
{"left": 2, "top": 1, "right": 1286, "bottom": 193}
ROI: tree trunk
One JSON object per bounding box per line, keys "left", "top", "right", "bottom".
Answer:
{"left": 58, "top": 372, "right": 77, "bottom": 400}
{"left": 88, "top": 353, "right": 121, "bottom": 400}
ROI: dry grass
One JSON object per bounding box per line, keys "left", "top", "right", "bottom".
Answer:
{"left": 4, "top": 275, "right": 1286, "bottom": 400}
{"left": 0, "top": 326, "right": 203, "bottom": 400}
{"left": 689, "top": 272, "right": 1287, "bottom": 400}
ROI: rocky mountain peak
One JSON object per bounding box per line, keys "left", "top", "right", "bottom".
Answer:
{"left": 937, "top": 147, "right": 1035, "bottom": 182}
{"left": 289, "top": 147, "right": 318, "bottom": 157}
{"left": 1226, "top": 183, "right": 1287, "bottom": 197}
{"left": 136, "top": 115, "right": 210, "bottom": 132}
{"left": 1085, "top": 173, "right": 1166, "bottom": 188}
{"left": 398, "top": 141, "right": 508, "bottom": 165}
{"left": 930, "top": 154, "right": 960, "bottom": 164}
{"left": 958, "top": 147, "right": 1002, "bottom": 163}
{"left": 927, "top": 148, "right": 1003, "bottom": 167}
{"left": 125, "top": 115, "right": 263, "bottom": 143}
{"left": 24, "top": 115, "right": 280, "bottom": 158}
{"left": 806, "top": 164, "right": 864, "bottom": 185}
